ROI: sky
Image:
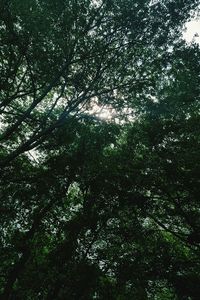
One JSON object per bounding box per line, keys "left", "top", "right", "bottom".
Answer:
{"left": 183, "top": 19, "right": 200, "bottom": 44}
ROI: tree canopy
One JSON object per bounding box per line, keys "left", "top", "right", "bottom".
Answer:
{"left": 0, "top": 0, "right": 200, "bottom": 299}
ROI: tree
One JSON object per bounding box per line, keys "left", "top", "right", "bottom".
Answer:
{"left": 0, "top": 0, "right": 197, "bottom": 166}
{"left": 0, "top": 0, "right": 200, "bottom": 299}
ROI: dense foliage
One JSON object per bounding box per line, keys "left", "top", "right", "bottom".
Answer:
{"left": 0, "top": 0, "right": 200, "bottom": 299}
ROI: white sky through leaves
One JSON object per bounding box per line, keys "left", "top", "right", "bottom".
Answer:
{"left": 183, "top": 19, "right": 200, "bottom": 44}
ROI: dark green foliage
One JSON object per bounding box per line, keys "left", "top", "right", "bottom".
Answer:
{"left": 0, "top": 0, "right": 200, "bottom": 299}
